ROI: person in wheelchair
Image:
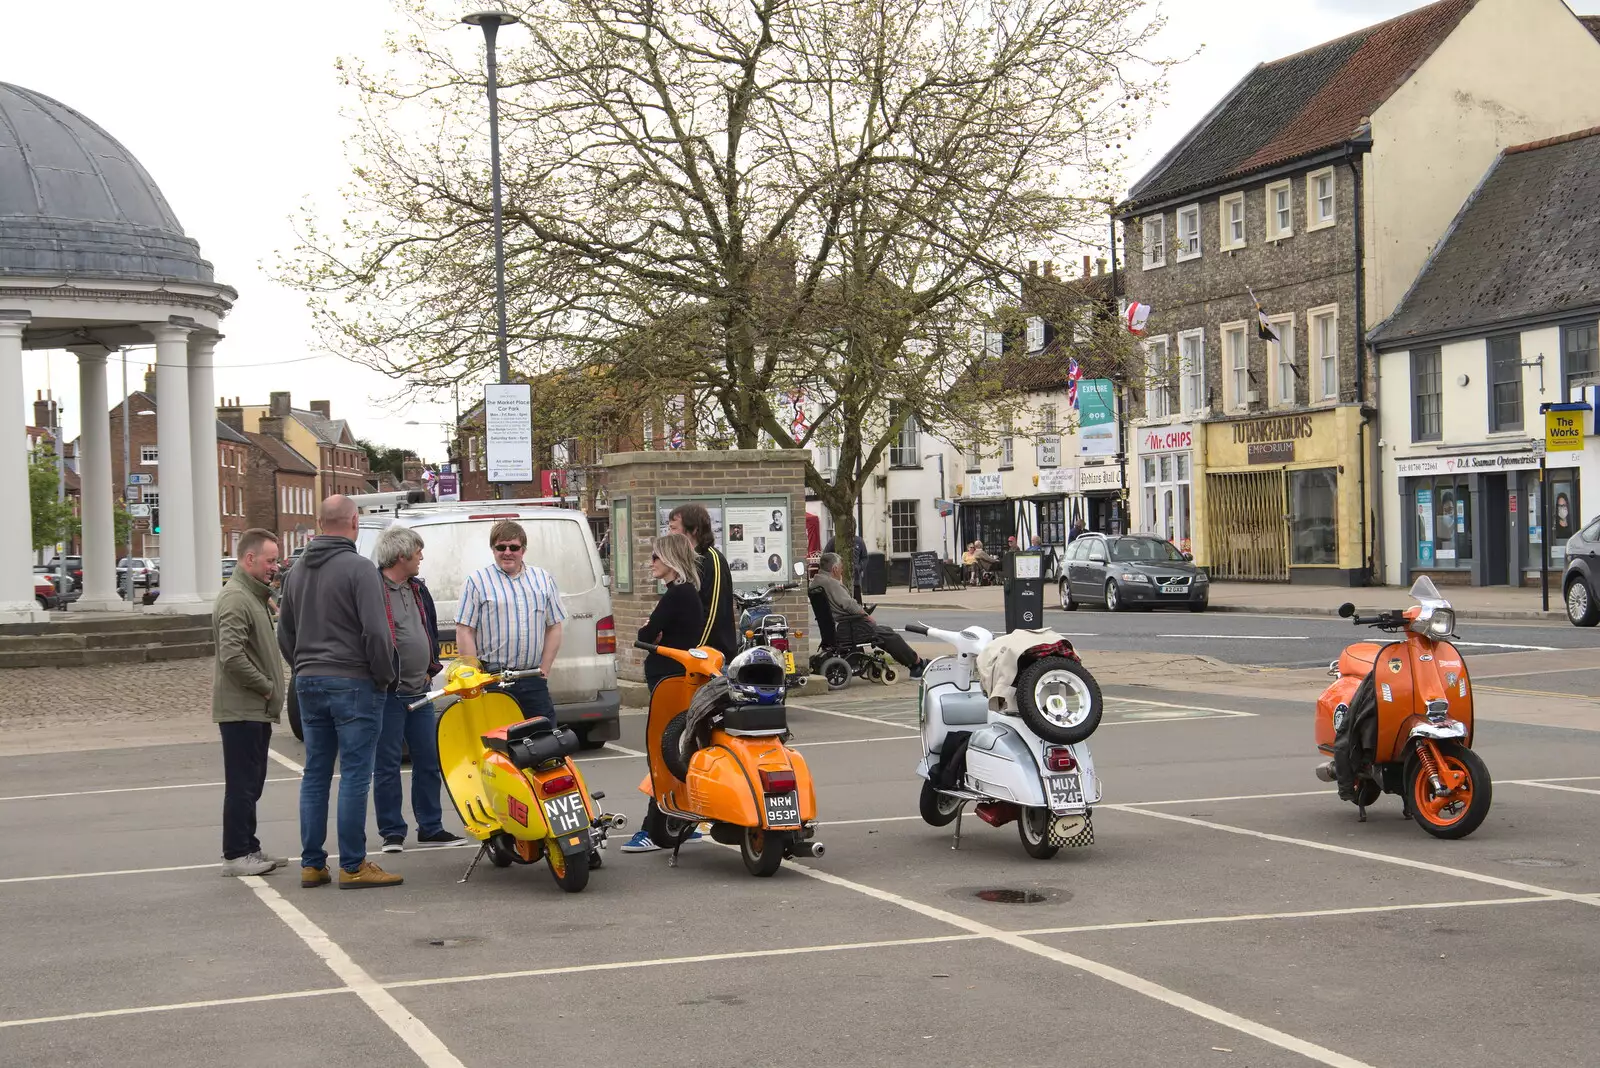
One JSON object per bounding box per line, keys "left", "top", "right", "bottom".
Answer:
{"left": 813, "top": 553, "right": 927, "bottom": 678}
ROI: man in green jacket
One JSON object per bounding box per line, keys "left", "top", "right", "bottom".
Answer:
{"left": 214, "top": 528, "right": 287, "bottom": 876}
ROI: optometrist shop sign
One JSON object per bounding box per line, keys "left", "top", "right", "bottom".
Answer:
{"left": 1394, "top": 450, "right": 1578, "bottom": 477}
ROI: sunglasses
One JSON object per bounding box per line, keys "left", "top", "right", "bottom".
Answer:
{"left": 493, "top": 543, "right": 524, "bottom": 553}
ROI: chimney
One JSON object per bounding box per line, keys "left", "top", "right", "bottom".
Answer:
{"left": 1028, "top": 259, "right": 1038, "bottom": 275}
{"left": 1096, "top": 257, "right": 1107, "bottom": 276}
{"left": 309, "top": 400, "right": 331, "bottom": 420}
{"left": 217, "top": 397, "right": 245, "bottom": 434}
{"left": 144, "top": 365, "right": 157, "bottom": 397}
{"left": 1083, "top": 255, "right": 1092, "bottom": 278}
{"left": 33, "top": 390, "right": 54, "bottom": 430}
{"left": 1043, "top": 260, "right": 1055, "bottom": 278}
{"left": 260, "top": 416, "right": 286, "bottom": 440}
{"left": 269, "top": 391, "right": 291, "bottom": 418}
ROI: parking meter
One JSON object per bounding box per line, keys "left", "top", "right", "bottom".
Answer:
{"left": 1003, "top": 550, "right": 1045, "bottom": 633}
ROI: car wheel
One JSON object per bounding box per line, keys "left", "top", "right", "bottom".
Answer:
{"left": 1565, "top": 577, "right": 1599, "bottom": 627}
{"left": 1104, "top": 581, "right": 1122, "bottom": 612}
{"left": 35, "top": 595, "right": 48, "bottom": 611}
{"left": 1058, "top": 578, "right": 1076, "bottom": 611}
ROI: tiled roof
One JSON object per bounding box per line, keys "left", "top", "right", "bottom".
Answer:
{"left": 1123, "top": 0, "right": 1473, "bottom": 209}
{"left": 244, "top": 431, "right": 319, "bottom": 474}
{"left": 1369, "top": 128, "right": 1600, "bottom": 346}
{"left": 1582, "top": 15, "right": 1600, "bottom": 44}
{"left": 289, "top": 408, "right": 354, "bottom": 446}
{"left": 216, "top": 420, "right": 250, "bottom": 445}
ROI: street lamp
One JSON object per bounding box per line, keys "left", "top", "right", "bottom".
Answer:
{"left": 461, "top": 10, "right": 520, "bottom": 387}
{"left": 404, "top": 419, "right": 455, "bottom": 464}
{"left": 923, "top": 452, "right": 949, "bottom": 562}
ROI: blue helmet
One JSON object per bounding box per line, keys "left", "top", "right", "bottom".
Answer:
{"left": 725, "top": 647, "right": 787, "bottom": 705}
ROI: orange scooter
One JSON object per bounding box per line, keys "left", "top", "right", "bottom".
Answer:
{"left": 1316, "top": 577, "right": 1492, "bottom": 838}
{"left": 633, "top": 641, "right": 824, "bottom": 876}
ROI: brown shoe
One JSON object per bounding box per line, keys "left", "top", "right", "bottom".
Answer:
{"left": 301, "top": 866, "right": 332, "bottom": 888}
{"left": 338, "top": 860, "right": 403, "bottom": 889}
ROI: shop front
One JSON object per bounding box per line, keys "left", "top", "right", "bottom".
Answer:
{"left": 1134, "top": 423, "right": 1194, "bottom": 554}
{"left": 1200, "top": 407, "right": 1366, "bottom": 584}
{"left": 1077, "top": 463, "right": 1125, "bottom": 535}
{"left": 956, "top": 472, "right": 1012, "bottom": 556}
{"left": 1393, "top": 450, "right": 1580, "bottom": 586}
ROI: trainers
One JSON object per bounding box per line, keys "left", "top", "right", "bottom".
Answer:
{"left": 248, "top": 850, "right": 284, "bottom": 871}
{"left": 619, "top": 830, "right": 661, "bottom": 853}
{"left": 381, "top": 835, "right": 405, "bottom": 854}
{"left": 417, "top": 829, "right": 466, "bottom": 847}
{"left": 301, "top": 866, "right": 332, "bottom": 888}
{"left": 220, "top": 854, "right": 275, "bottom": 877}
{"left": 339, "top": 861, "right": 403, "bottom": 889}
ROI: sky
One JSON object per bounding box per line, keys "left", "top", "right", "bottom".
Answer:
{"left": 9, "top": 0, "right": 1596, "bottom": 461}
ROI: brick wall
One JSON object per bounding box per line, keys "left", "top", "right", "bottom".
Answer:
{"left": 109, "top": 389, "right": 160, "bottom": 557}
{"left": 601, "top": 450, "right": 810, "bottom": 682}
{"left": 218, "top": 439, "right": 249, "bottom": 558}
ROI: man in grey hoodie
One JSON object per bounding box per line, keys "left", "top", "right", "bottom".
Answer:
{"left": 278, "top": 495, "right": 402, "bottom": 890}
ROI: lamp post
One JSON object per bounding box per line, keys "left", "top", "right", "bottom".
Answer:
{"left": 462, "top": 11, "right": 519, "bottom": 387}
{"left": 923, "top": 451, "right": 948, "bottom": 563}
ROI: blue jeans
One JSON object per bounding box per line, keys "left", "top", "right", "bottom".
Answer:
{"left": 374, "top": 692, "right": 445, "bottom": 840}
{"left": 498, "top": 675, "right": 555, "bottom": 723}
{"left": 297, "top": 676, "right": 384, "bottom": 873}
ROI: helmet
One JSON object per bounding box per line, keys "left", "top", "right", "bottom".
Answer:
{"left": 724, "top": 646, "right": 787, "bottom": 706}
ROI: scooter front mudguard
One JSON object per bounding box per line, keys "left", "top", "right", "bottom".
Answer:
{"left": 963, "top": 722, "right": 1098, "bottom": 811}
{"left": 437, "top": 690, "right": 529, "bottom": 836}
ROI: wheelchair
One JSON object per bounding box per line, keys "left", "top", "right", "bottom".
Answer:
{"left": 806, "top": 586, "right": 900, "bottom": 690}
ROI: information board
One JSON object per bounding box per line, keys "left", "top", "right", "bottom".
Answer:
{"left": 910, "top": 550, "right": 940, "bottom": 591}
{"left": 484, "top": 383, "right": 533, "bottom": 482}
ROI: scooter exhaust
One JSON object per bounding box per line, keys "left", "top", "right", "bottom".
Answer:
{"left": 791, "top": 840, "right": 825, "bottom": 858}
{"left": 595, "top": 812, "right": 628, "bottom": 831}
{"left": 1314, "top": 761, "right": 1337, "bottom": 783}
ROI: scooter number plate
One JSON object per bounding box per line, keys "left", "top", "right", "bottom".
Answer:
{"left": 782, "top": 651, "right": 796, "bottom": 675}
{"left": 764, "top": 791, "right": 801, "bottom": 828}
{"left": 543, "top": 792, "right": 587, "bottom": 835}
{"left": 1046, "top": 773, "right": 1084, "bottom": 812}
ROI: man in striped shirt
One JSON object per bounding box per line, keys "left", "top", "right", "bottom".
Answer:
{"left": 456, "top": 519, "right": 566, "bottom": 720}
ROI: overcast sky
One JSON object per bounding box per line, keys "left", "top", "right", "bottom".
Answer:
{"left": 10, "top": 0, "right": 1595, "bottom": 459}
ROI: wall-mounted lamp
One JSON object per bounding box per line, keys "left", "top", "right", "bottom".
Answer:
{"left": 1456, "top": 373, "right": 1470, "bottom": 387}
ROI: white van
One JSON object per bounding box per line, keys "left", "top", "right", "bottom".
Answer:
{"left": 354, "top": 502, "right": 620, "bottom": 748}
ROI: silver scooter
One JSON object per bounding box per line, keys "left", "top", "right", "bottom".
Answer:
{"left": 904, "top": 622, "right": 1103, "bottom": 858}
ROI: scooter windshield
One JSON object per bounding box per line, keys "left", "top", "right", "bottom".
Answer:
{"left": 1407, "top": 575, "right": 1451, "bottom": 609}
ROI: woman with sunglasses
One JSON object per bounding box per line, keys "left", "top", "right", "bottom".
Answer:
{"left": 621, "top": 533, "right": 707, "bottom": 853}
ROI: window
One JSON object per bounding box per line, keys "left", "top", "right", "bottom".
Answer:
{"left": 984, "top": 328, "right": 1004, "bottom": 358}
{"left": 1145, "top": 336, "right": 1170, "bottom": 418}
{"left": 1289, "top": 468, "right": 1338, "bottom": 566}
{"left": 1562, "top": 322, "right": 1598, "bottom": 394}
{"left": 1307, "top": 168, "right": 1335, "bottom": 229}
{"left": 1412, "top": 347, "right": 1442, "bottom": 442}
{"left": 1488, "top": 334, "right": 1523, "bottom": 432}
{"left": 1026, "top": 317, "right": 1046, "bottom": 353}
{"left": 1039, "top": 405, "right": 1057, "bottom": 433}
{"left": 1413, "top": 477, "right": 1474, "bottom": 569}
{"left": 1309, "top": 306, "right": 1338, "bottom": 401}
{"left": 1222, "top": 322, "right": 1249, "bottom": 411}
{"left": 1219, "top": 192, "right": 1246, "bottom": 250}
{"left": 1140, "top": 448, "right": 1192, "bottom": 553}
{"left": 1176, "top": 204, "right": 1201, "bottom": 260}
{"left": 889, "top": 412, "right": 920, "bottom": 467}
{"left": 1266, "top": 180, "right": 1293, "bottom": 240}
{"left": 1000, "top": 416, "right": 1015, "bottom": 468}
{"left": 140, "top": 445, "right": 158, "bottom": 465}
{"left": 889, "top": 500, "right": 919, "bottom": 555}
{"left": 966, "top": 438, "right": 981, "bottom": 472}
{"left": 1268, "top": 316, "right": 1296, "bottom": 407}
{"left": 1142, "top": 215, "right": 1166, "bottom": 269}
{"left": 1178, "top": 329, "right": 1205, "bottom": 415}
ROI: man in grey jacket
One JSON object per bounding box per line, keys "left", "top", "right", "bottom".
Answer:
{"left": 278, "top": 495, "right": 402, "bottom": 890}
{"left": 814, "top": 553, "right": 926, "bottom": 677}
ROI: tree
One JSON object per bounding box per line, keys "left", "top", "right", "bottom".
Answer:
{"left": 357, "top": 439, "right": 421, "bottom": 482}
{"left": 29, "top": 446, "right": 79, "bottom": 553}
{"left": 114, "top": 502, "right": 133, "bottom": 552}
{"left": 287, "top": 0, "right": 1170, "bottom": 579}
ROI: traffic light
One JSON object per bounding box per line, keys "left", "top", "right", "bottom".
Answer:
{"left": 152, "top": 506, "right": 160, "bottom": 534}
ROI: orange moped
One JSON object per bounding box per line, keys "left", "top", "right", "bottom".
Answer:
{"left": 1316, "top": 577, "right": 1492, "bottom": 839}
{"left": 634, "top": 641, "right": 824, "bottom": 876}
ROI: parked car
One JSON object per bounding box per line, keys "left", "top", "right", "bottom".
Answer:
{"left": 1058, "top": 533, "right": 1209, "bottom": 612}
{"left": 283, "top": 505, "right": 620, "bottom": 750}
{"left": 221, "top": 557, "right": 237, "bottom": 580}
{"left": 35, "top": 577, "right": 58, "bottom": 611}
{"left": 43, "top": 555, "right": 84, "bottom": 591}
{"left": 1561, "top": 515, "right": 1600, "bottom": 626}
{"left": 116, "top": 557, "right": 160, "bottom": 588}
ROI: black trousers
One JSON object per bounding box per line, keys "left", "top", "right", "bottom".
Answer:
{"left": 840, "top": 619, "right": 920, "bottom": 669}
{"left": 219, "top": 721, "right": 272, "bottom": 860}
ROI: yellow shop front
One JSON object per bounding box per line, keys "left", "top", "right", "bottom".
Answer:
{"left": 1196, "top": 407, "right": 1367, "bottom": 585}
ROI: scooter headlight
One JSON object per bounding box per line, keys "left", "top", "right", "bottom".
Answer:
{"left": 1425, "top": 608, "right": 1455, "bottom": 639}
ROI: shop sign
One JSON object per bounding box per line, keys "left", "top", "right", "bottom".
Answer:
{"left": 1078, "top": 379, "right": 1118, "bottom": 456}
{"left": 1247, "top": 441, "right": 1295, "bottom": 465}
{"left": 1139, "top": 423, "right": 1193, "bottom": 453}
{"left": 965, "top": 472, "right": 1005, "bottom": 499}
{"left": 1036, "top": 434, "right": 1061, "bottom": 468}
{"left": 1036, "top": 467, "right": 1077, "bottom": 495}
{"left": 1394, "top": 451, "right": 1576, "bottom": 477}
{"left": 1079, "top": 465, "right": 1123, "bottom": 492}
{"left": 1545, "top": 407, "right": 1586, "bottom": 452}
{"left": 1231, "top": 414, "right": 1315, "bottom": 445}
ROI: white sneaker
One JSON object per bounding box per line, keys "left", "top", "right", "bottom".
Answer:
{"left": 248, "top": 850, "right": 284, "bottom": 871}
{"left": 221, "top": 854, "right": 276, "bottom": 877}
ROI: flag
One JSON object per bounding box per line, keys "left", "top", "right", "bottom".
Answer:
{"left": 668, "top": 426, "right": 685, "bottom": 449}
{"left": 1068, "top": 358, "right": 1083, "bottom": 408}
{"left": 1125, "top": 301, "right": 1151, "bottom": 336}
{"left": 789, "top": 388, "right": 807, "bottom": 443}
{"left": 1247, "top": 285, "right": 1280, "bottom": 342}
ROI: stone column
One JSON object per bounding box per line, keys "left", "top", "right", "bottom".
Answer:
{"left": 188, "top": 334, "right": 222, "bottom": 599}
{"left": 70, "top": 344, "right": 127, "bottom": 611}
{"left": 0, "top": 313, "right": 44, "bottom": 621}
{"left": 147, "top": 321, "right": 201, "bottom": 608}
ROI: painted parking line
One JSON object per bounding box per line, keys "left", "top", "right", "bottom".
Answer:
{"left": 1504, "top": 780, "right": 1600, "bottom": 797}
{"left": 1451, "top": 641, "right": 1560, "bottom": 652}
{"left": 786, "top": 702, "right": 917, "bottom": 731}
{"left": 266, "top": 748, "right": 304, "bottom": 774}
{"left": 1158, "top": 634, "right": 1307, "bottom": 641}
{"left": 0, "top": 986, "right": 351, "bottom": 1031}
{"left": 0, "top": 777, "right": 299, "bottom": 803}
{"left": 0, "top": 862, "right": 221, "bottom": 885}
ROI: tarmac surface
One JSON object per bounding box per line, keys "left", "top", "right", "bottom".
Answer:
{"left": 3, "top": 668, "right": 1599, "bottom": 1068}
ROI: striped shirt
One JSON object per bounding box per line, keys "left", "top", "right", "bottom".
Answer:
{"left": 456, "top": 564, "right": 567, "bottom": 670}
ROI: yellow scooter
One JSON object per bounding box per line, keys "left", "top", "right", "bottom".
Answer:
{"left": 422, "top": 662, "right": 625, "bottom": 893}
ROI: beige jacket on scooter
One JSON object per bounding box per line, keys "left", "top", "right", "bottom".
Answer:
{"left": 978, "top": 629, "right": 1072, "bottom": 713}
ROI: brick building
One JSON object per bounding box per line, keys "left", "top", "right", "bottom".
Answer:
{"left": 237, "top": 427, "right": 318, "bottom": 555}
{"left": 1115, "top": 0, "right": 1600, "bottom": 584}
{"left": 28, "top": 393, "right": 82, "bottom": 556}
{"left": 107, "top": 375, "right": 161, "bottom": 557}
{"left": 216, "top": 422, "right": 251, "bottom": 559}
{"left": 236, "top": 393, "right": 370, "bottom": 500}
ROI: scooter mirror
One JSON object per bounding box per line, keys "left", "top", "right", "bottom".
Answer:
{"left": 1338, "top": 602, "right": 1356, "bottom": 618}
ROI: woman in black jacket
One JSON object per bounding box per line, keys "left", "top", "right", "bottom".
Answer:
{"left": 667, "top": 502, "right": 736, "bottom": 657}
{"left": 636, "top": 533, "right": 706, "bottom": 689}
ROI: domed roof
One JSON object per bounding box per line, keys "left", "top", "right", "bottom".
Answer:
{"left": 0, "top": 83, "right": 215, "bottom": 284}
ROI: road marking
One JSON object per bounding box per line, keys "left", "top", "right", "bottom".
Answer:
{"left": 794, "top": 735, "right": 921, "bottom": 748}
{"left": 1504, "top": 780, "right": 1600, "bottom": 797}
{"left": 241, "top": 875, "right": 465, "bottom": 1067}
{"left": 1476, "top": 665, "right": 1600, "bottom": 680}
{"left": 0, "top": 863, "right": 220, "bottom": 885}
{"left": 600, "top": 741, "right": 647, "bottom": 758}
{"left": 1110, "top": 806, "right": 1600, "bottom": 909}
{"left": 1122, "top": 789, "right": 1333, "bottom": 807}
{"left": 775, "top": 859, "right": 1377, "bottom": 1068}
{"left": 1521, "top": 775, "right": 1600, "bottom": 783}
{"left": 1477, "top": 685, "right": 1599, "bottom": 701}
{"left": 1014, "top": 895, "right": 1558, "bottom": 938}
{"left": 1158, "top": 634, "right": 1308, "bottom": 641}
{"left": 1451, "top": 641, "right": 1559, "bottom": 652}
{"left": 266, "top": 748, "right": 304, "bottom": 774}
{"left": 786, "top": 702, "right": 918, "bottom": 731}
{"left": 0, "top": 777, "right": 299, "bottom": 803}
{"left": 0, "top": 986, "right": 350, "bottom": 1030}
{"left": 1107, "top": 695, "right": 1256, "bottom": 717}
{"left": 824, "top": 815, "right": 925, "bottom": 826}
